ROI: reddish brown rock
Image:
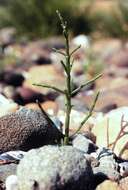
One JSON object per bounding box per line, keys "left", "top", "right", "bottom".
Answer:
{"left": 12, "top": 87, "right": 45, "bottom": 105}
{"left": 25, "top": 101, "right": 58, "bottom": 115}
{"left": 108, "top": 49, "right": 128, "bottom": 68}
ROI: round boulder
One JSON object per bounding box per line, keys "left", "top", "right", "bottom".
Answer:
{"left": 0, "top": 108, "right": 63, "bottom": 153}
{"left": 17, "top": 146, "right": 93, "bottom": 190}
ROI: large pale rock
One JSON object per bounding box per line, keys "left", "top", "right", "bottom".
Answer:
{"left": 24, "top": 65, "right": 65, "bottom": 95}
{"left": 119, "top": 176, "right": 128, "bottom": 190}
{"left": 96, "top": 180, "right": 120, "bottom": 190}
{"left": 92, "top": 107, "right": 128, "bottom": 156}
{"left": 17, "top": 146, "right": 93, "bottom": 190}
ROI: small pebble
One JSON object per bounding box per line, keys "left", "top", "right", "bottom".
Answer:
{"left": 5, "top": 175, "right": 18, "bottom": 190}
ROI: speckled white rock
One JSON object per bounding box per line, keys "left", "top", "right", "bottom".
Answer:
{"left": 17, "top": 146, "right": 93, "bottom": 190}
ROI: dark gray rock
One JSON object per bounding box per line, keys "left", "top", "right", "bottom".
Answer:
{"left": 17, "top": 145, "right": 93, "bottom": 190}
{"left": 0, "top": 71, "right": 25, "bottom": 87}
{"left": 72, "top": 134, "right": 97, "bottom": 154}
{"left": 0, "top": 108, "right": 63, "bottom": 153}
{"left": 33, "top": 55, "right": 52, "bottom": 65}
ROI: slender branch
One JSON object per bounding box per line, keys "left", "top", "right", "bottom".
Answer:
{"left": 57, "top": 10, "right": 71, "bottom": 145}
{"left": 71, "top": 92, "right": 100, "bottom": 137}
{"left": 36, "top": 100, "right": 64, "bottom": 138}
{"left": 52, "top": 48, "right": 66, "bottom": 56}
{"left": 60, "top": 60, "right": 68, "bottom": 74}
{"left": 33, "top": 83, "right": 65, "bottom": 94}
{"left": 70, "top": 58, "right": 74, "bottom": 69}
{"left": 106, "top": 118, "right": 110, "bottom": 148}
{"left": 72, "top": 74, "right": 102, "bottom": 96}
{"left": 119, "top": 141, "right": 128, "bottom": 157}
{"left": 36, "top": 99, "right": 48, "bottom": 116}
{"left": 111, "top": 115, "right": 128, "bottom": 151}
{"left": 56, "top": 10, "right": 68, "bottom": 38}
{"left": 70, "top": 45, "right": 81, "bottom": 56}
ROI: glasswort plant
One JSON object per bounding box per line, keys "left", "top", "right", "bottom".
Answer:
{"left": 33, "top": 10, "right": 102, "bottom": 145}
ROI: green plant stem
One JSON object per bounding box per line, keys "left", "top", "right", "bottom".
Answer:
{"left": 33, "top": 83, "right": 65, "bottom": 94}
{"left": 72, "top": 74, "right": 102, "bottom": 96}
{"left": 70, "top": 45, "right": 81, "bottom": 56}
{"left": 56, "top": 10, "right": 72, "bottom": 145}
{"left": 64, "top": 26, "right": 72, "bottom": 145}
{"left": 52, "top": 48, "right": 66, "bottom": 56}
{"left": 33, "top": 10, "right": 101, "bottom": 146}
{"left": 71, "top": 92, "right": 100, "bottom": 137}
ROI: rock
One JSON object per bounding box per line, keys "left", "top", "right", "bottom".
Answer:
{"left": 0, "top": 70, "right": 25, "bottom": 87}
{"left": 91, "top": 39, "right": 121, "bottom": 59}
{"left": 105, "top": 66, "right": 128, "bottom": 78}
{"left": 72, "top": 35, "right": 90, "bottom": 49}
{"left": 96, "top": 180, "right": 120, "bottom": 190}
{"left": 94, "top": 147, "right": 116, "bottom": 160}
{"left": 21, "top": 40, "right": 50, "bottom": 64}
{"left": 120, "top": 150, "right": 128, "bottom": 160}
{"left": 72, "top": 134, "right": 97, "bottom": 153}
{"left": 5, "top": 175, "right": 18, "bottom": 190}
{"left": 81, "top": 80, "right": 128, "bottom": 111}
{"left": 56, "top": 95, "right": 88, "bottom": 113}
{"left": 92, "top": 107, "right": 128, "bottom": 156}
{"left": 96, "top": 74, "right": 128, "bottom": 91}
{"left": 41, "top": 101, "right": 59, "bottom": 115}
{"left": 91, "top": 147, "right": 122, "bottom": 181}
{"left": 119, "top": 162, "right": 128, "bottom": 177}
{"left": 32, "top": 55, "right": 51, "bottom": 65}
{"left": 24, "top": 65, "right": 65, "bottom": 95}
{"left": 17, "top": 145, "right": 93, "bottom": 190}
{"left": 25, "top": 100, "right": 58, "bottom": 115}
{"left": 0, "top": 107, "right": 63, "bottom": 153}
{"left": 3, "top": 86, "right": 15, "bottom": 99}
{"left": 101, "top": 103, "right": 117, "bottom": 113}
{"left": 0, "top": 164, "right": 17, "bottom": 183}
{"left": 108, "top": 49, "right": 128, "bottom": 68}
{"left": 12, "top": 87, "right": 45, "bottom": 105}
{"left": 0, "top": 150, "right": 26, "bottom": 163}
{"left": 119, "top": 176, "right": 128, "bottom": 190}
{"left": 0, "top": 94, "right": 18, "bottom": 117}
{"left": 57, "top": 109, "right": 93, "bottom": 135}
{"left": 43, "top": 37, "right": 64, "bottom": 50}
{"left": 0, "top": 27, "right": 16, "bottom": 47}
{"left": 93, "top": 151, "right": 121, "bottom": 181}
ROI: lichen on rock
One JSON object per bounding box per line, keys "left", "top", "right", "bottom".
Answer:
{"left": 17, "top": 145, "right": 93, "bottom": 190}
